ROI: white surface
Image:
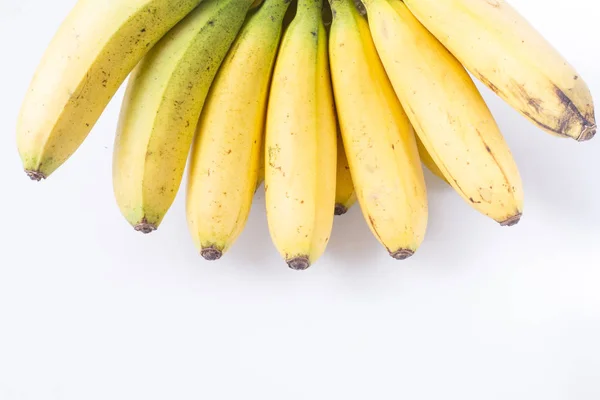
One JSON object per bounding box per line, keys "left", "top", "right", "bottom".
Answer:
{"left": 1, "top": 0, "right": 599, "bottom": 399}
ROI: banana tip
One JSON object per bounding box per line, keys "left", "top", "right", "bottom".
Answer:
{"left": 134, "top": 220, "right": 157, "bottom": 234}
{"left": 25, "top": 170, "right": 45, "bottom": 181}
{"left": 287, "top": 256, "right": 311, "bottom": 271}
{"left": 500, "top": 213, "right": 522, "bottom": 227}
{"left": 334, "top": 204, "right": 348, "bottom": 216}
{"left": 390, "top": 249, "right": 414, "bottom": 260}
{"left": 201, "top": 246, "right": 223, "bottom": 261}
{"left": 577, "top": 124, "right": 596, "bottom": 142}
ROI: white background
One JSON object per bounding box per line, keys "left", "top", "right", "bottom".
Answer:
{"left": 1, "top": 0, "right": 599, "bottom": 399}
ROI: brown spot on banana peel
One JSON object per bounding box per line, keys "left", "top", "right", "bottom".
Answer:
{"left": 555, "top": 86, "right": 584, "bottom": 135}
{"left": 512, "top": 80, "right": 595, "bottom": 141}
{"left": 521, "top": 108, "right": 595, "bottom": 141}
{"left": 134, "top": 218, "right": 157, "bottom": 234}
{"left": 472, "top": 72, "right": 594, "bottom": 140}
{"left": 451, "top": 177, "right": 468, "bottom": 199}
{"left": 201, "top": 245, "right": 223, "bottom": 261}
{"left": 554, "top": 85, "right": 596, "bottom": 141}
{"left": 475, "top": 128, "right": 514, "bottom": 199}
{"left": 25, "top": 170, "right": 46, "bottom": 181}
{"left": 367, "top": 214, "right": 384, "bottom": 245}
{"left": 527, "top": 97, "right": 543, "bottom": 114}
{"left": 473, "top": 70, "right": 504, "bottom": 98}
{"left": 521, "top": 110, "right": 568, "bottom": 137}
{"left": 511, "top": 79, "right": 545, "bottom": 115}
{"left": 287, "top": 255, "right": 310, "bottom": 271}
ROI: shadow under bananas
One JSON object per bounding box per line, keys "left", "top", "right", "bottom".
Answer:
{"left": 217, "top": 185, "right": 275, "bottom": 273}
{"left": 402, "top": 170, "right": 491, "bottom": 272}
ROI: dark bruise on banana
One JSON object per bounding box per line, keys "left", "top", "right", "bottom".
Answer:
{"left": 400, "top": 0, "right": 596, "bottom": 144}
{"left": 471, "top": 70, "right": 596, "bottom": 141}
{"left": 516, "top": 79, "right": 595, "bottom": 141}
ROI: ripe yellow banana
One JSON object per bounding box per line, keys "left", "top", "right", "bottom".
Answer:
{"left": 256, "top": 132, "right": 266, "bottom": 191}
{"left": 265, "top": 0, "right": 337, "bottom": 270}
{"left": 334, "top": 131, "right": 356, "bottom": 216}
{"left": 16, "top": 0, "right": 204, "bottom": 180}
{"left": 329, "top": 0, "right": 427, "bottom": 259}
{"left": 113, "top": 0, "right": 253, "bottom": 233}
{"left": 186, "top": 0, "right": 291, "bottom": 260}
{"left": 403, "top": 0, "right": 596, "bottom": 141}
{"left": 363, "top": 0, "right": 523, "bottom": 226}
{"left": 416, "top": 137, "right": 447, "bottom": 183}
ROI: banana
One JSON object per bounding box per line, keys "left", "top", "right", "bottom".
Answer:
{"left": 256, "top": 132, "right": 266, "bottom": 191}
{"left": 265, "top": 0, "right": 337, "bottom": 270}
{"left": 416, "top": 137, "right": 448, "bottom": 183}
{"left": 362, "top": 0, "right": 523, "bottom": 226}
{"left": 329, "top": 0, "right": 427, "bottom": 258}
{"left": 334, "top": 131, "right": 356, "bottom": 216}
{"left": 16, "top": 0, "right": 204, "bottom": 180}
{"left": 402, "top": 0, "right": 596, "bottom": 141}
{"left": 186, "top": 0, "right": 291, "bottom": 260}
{"left": 113, "top": 0, "right": 254, "bottom": 233}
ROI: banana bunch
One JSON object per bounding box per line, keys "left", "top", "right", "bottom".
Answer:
{"left": 17, "top": 0, "right": 595, "bottom": 269}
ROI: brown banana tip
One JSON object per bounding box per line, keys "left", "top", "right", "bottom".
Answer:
{"left": 287, "top": 256, "right": 311, "bottom": 271}
{"left": 334, "top": 204, "right": 348, "bottom": 216}
{"left": 200, "top": 246, "right": 223, "bottom": 261}
{"left": 25, "top": 170, "right": 45, "bottom": 181}
{"left": 390, "top": 249, "right": 414, "bottom": 260}
{"left": 500, "top": 213, "right": 522, "bottom": 227}
{"left": 134, "top": 220, "right": 157, "bottom": 234}
{"left": 577, "top": 124, "right": 596, "bottom": 142}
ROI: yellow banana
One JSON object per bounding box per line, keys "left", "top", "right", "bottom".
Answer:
{"left": 403, "top": 0, "right": 596, "bottom": 141}
{"left": 416, "top": 137, "right": 448, "bottom": 183}
{"left": 329, "top": 0, "right": 427, "bottom": 258}
{"left": 113, "top": 0, "right": 253, "bottom": 233}
{"left": 334, "top": 131, "right": 356, "bottom": 216}
{"left": 363, "top": 0, "right": 523, "bottom": 226}
{"left": 265, "top": 0, "right": 337, "bottom": 270}
{"left": 17, "top": 0, "right": 204, "bottom": 180}
{"left": 186, "top": 0, "right": 291, "bottom": 260}
{"left": 256, "top": 132, "right": 266, "bottom": 191}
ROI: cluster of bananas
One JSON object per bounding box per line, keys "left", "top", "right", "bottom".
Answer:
{"left": 17, "top": 0, "right": 595, "bottom": 269}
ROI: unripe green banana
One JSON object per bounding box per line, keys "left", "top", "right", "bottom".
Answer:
{"left": 113, "top": 0, "right": 254, "bottom": 233}
{"left": 17, "top": 0, "right": 205, "bottom": 180}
